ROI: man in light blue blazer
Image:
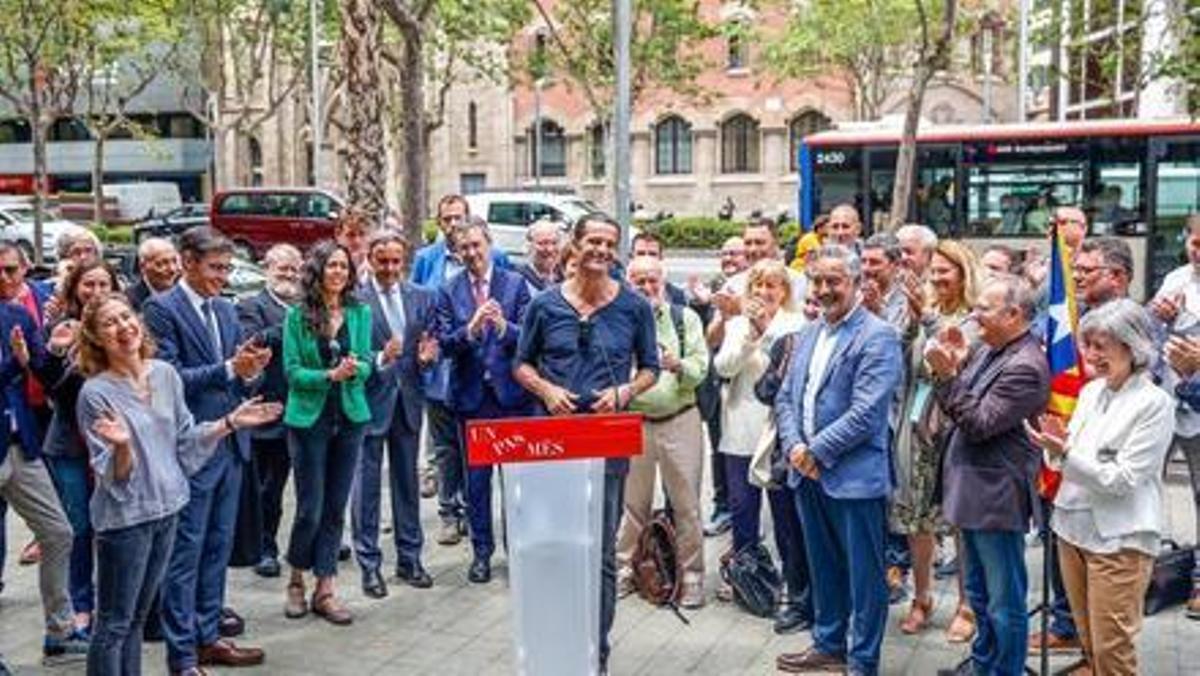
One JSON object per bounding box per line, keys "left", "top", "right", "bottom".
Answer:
{"left": 351, "top": 230, "right": 439, "bottom": 598}
{"left": 773, "top": 244, "right": 903, "bottom": 676}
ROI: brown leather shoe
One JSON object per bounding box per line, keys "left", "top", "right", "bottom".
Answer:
{"left": 1027, "top": 630, "right": 1081, "bottom": 654}
{"left": 284, "top": 580, "right": 307, "bottom": 619}
{"left": 196, "top": 639, "right": 265, "bottom": 667}
{"left": 312, "top": 592, "right": 353, "bottom": 626}
{"left": 776, "top": 647, "right": 846, "bottom": 673}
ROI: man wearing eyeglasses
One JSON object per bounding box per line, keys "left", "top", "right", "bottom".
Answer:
{"left": 144, "top": 227, "right": 272, "bottom": 675}
{"left": 1073, "top": 237, "right": 1132, "bottom": 312}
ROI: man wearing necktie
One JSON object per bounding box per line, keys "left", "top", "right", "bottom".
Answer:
{"left": 144, "top": 227, "right": 272, "bottom": 675}
{"left": 435, "top": 218, "right": 532, "bottom": 584}
{"left": 351, "top": 230, "right": 439, "bottom": 598}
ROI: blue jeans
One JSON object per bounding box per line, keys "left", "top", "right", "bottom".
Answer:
{"left": 351, "top": 421, "right": 423, "bottom": 573}
{"left": 429, "top": 400, "right": 465, "bottom": 523}
{"left": 767, "top": 484, "right": 810, "bottom": 617}
{"left": 286, "top": 418, "right": 365, "bottom": 577}
{"left": 795, "top": 480, "right": 887, "bottom": 675}
{"left": 962, "top": 529, "right": 1029, "bottom": 676}
{"left": 88, "top": 514, "right": 177, "bottom": 676}
{"left": 724, "top": 454, "right": 762, "bottom": 553}
{"left": 44, "top": 455, "right": 95, "bottom": 613}
{"left": 599, "top": 470, "right": 624, "bottom": 669}
{"left": 162, "top": 447, "right": 242, "bottom": 671}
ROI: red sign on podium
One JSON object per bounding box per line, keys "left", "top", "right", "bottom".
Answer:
{"left": 466, "top": 413, "right": 644, "bottom": 467}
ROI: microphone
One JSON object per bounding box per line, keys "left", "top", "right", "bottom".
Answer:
{"left": 328, "top": 338, "right": 342, "bottom": 368}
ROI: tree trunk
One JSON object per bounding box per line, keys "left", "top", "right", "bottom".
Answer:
{"left": 92, "top": 129, "right": 106, "bottom": 225}
{"left": 30, "top": 112, "right": 48, "bottom": 266}
{"left": 398, "top": 30, "right": 427, "bottom": 248}
{"left": 339, "top": 0, "right": 389, "bottom": 220}
{"left": 887, "top": 65, "right": 931, "bottom": 231}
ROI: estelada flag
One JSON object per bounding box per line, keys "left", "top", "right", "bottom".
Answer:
{"left": 1039, "top": 222, "right": 1085, "bottom": 499}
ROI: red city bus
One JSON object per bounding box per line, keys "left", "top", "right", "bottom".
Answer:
{"left": 797, "top": 119, "right": 1200, "bottom": 297}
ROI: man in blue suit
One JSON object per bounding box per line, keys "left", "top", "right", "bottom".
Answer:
{"left": 144, "top": 227, "right": 271, "bottom": 676}
{"left": 352, "top": 230, "right": 440, "bottom": 598}
{"left": 773, "top": 244, "right": 903, "bottom": 676}
{"left": 411, "top": 194, "right": 509, "bottom": 544}
{"left": 436, "top": 217, "right": 531, "bottom": 583}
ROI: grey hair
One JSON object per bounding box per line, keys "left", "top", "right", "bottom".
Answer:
{"left": 366, "top": 228, "right": 410, "bottom": 255}
{"left": 1078, "top": 298, "right": 1158, "bottom": 370}
{"left": 137, "top": 236, "right": 175, "bottom": 260}
{"left": 56, "top": 228, "right": 103, "bottom": 260}
{"left": 896, "top": 224, "right": 937, "bottom": 251}
{"left": 262, "top": 243, "right": 302, "bottom": 267}
{"left": 863, "top": 232, "right": 902, "bottom": 264}
{"left": 985, "top": 272, "right": 1038, "bottom": 322}
{"left": 811, "top": 243, "right": 862, "bottom": 281}
{"left": 0, "top": 239, "right": 29, "bottom": 265}
{"left": 455, "top": 215, "right": 492, "bottom": 243}
{"left": 526, "top": 217, "right": 562, "bottom": 242}
{"left": 1080, "top": 236, "right": 1133, "bottom": 279}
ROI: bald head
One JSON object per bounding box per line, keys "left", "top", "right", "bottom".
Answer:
{"left": 138, "top": 237, "right": 180, "bottom": 292}
{"left": 1053, "top": 206, "right": 1088, "bottom": 251}
{"left": 526, "top": 218, "right": 562, "bottom": 274}
{"left": 626, "top": 255, "right": 665, "bottom": 306}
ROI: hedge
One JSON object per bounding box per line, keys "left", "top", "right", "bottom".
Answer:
{"left": 640, "top": 217, "right": 801, "bottom": 249}
{"left": 90, "top": 224, "right": 134, "bottom": 245}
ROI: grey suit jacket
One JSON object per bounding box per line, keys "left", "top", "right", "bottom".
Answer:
{"left": 936, "top": 331, "right": 1050, "bottom": 532}
{"left": 360, "top": 280, "right": 436, "bottom": 437}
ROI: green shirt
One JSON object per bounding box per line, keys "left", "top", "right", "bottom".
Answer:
{"left": 630, "top": 302, "right": 709, "bottom": 419}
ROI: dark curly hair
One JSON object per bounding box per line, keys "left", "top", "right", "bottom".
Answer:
{"left": 300, "top": 240, "right": 360, "bottom": 336}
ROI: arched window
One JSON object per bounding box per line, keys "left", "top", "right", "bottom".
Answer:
{"left": 788, "top": 110, "right": 832, "bottom": 172}
{"left": 529, "top": 119, "right": 565, "bottom": 178}
{"left": 720, "top": 113, "right": 759, "bottom": 174}
{"left": 654, "top": 115, "right": 692, "bottom": 175}
{"left": 467, "top": 101, "right": 478, "bottom": 151}
{"left": 587, "top": 122, "right": 606, "bottom": 179}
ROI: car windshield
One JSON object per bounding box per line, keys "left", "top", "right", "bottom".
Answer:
{"left": 2, "top": 206, "right": 36, "bottom": 223}
{"left": 559, "top": 198, "right": 601, "bottom": 221}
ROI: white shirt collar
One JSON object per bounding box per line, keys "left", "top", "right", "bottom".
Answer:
{"left": 469, "top": 265, "right": 493, "bottom": 289}
{"left": 179, "top": 279, "right": 210, "bottom": 313}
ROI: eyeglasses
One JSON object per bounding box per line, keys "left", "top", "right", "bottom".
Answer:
{"left": 578, "top": 320, "right": 593, "bottom": 352}
{"left": 1074, "top": 265, "right": 1115, "bottom": 277}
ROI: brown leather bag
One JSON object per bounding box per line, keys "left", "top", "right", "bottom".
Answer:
{"left": 631, "top": 510, "right": 689, "bottom": 623}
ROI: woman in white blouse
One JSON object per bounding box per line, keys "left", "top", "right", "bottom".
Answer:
{"left": 1027, "top": 298, "right": 1175, "bottom": 676}
{"left": 714, "top": 259, "right": 806, "bottom": 559}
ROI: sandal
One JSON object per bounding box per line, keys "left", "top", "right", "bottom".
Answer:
{"left": 311, "top": 591, "right": 353, "bottom": 626}
{"left": 946, "top": 604, "right": 976, "bottom": 643}
{"left": 284, "top": 580, "right": 308, "bottom": 619}
{"left": 899, "top": 595, "right": 933, "bottom": 634}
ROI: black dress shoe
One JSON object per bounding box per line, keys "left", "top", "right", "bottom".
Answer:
{"left": 773, "top": 604, "right": 813, "bottom": 635}
{"left": 338, "top": 544, "right": 352, "bottom": 562}
{"left": 362, "top": 568, "right": 388, "bottom": 599}
{"left": 467, "top": 558, "right": 491, "bottom": 584}
{"left": 218, "top": 607, "right": 245, "bottom": 638}
{"left": 395, "top": 562, "right": 433, "bottom": 589}
{"left": 254, "top": 557, "right": 281, "bottom": 578}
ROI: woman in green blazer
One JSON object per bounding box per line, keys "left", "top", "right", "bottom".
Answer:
{"left": 281, "top": 240, "right": 373, "bottom": 625}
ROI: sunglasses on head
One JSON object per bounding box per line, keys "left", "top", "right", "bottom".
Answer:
{"left": 578, "top": 320, "right": 593, "bottom": 351}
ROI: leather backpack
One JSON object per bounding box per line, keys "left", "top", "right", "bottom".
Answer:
{"left": 632, "top": 510, "right": 690, "bottom": 624}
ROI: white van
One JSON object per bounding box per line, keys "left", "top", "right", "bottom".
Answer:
{"left": 103, "top": 182, "right": 183, "bottom": 222}
{"left": 465, "top": 191, "right": 603, "bottom": 254}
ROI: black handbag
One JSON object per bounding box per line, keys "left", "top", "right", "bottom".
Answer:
{"left": 1143, "top": 539, "right": 1195, "bottom": 616}
{"left": 720, "top": 543, "right": 782, "bottom": 618}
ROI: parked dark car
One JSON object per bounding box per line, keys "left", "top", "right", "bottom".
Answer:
{"left": 132, "top": 203, "right": 211, "bottom": 244}
{"left": 210, "top": 188, "right": 343, "bottom": 259}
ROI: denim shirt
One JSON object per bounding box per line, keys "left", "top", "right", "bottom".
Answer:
{"left": 78, "top": 359, "right": 224, "bottom": 532}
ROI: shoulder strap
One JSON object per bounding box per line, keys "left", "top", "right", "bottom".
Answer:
{"left": 669, "top": 303, "right": 686, "bottom": 357}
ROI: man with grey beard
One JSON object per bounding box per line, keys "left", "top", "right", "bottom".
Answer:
{"left": 237, "top": 244, "right": 303, "bottom": 578}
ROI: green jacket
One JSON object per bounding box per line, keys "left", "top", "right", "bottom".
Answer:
{"left": 282, "top": 303, "right": 373, "bottom": 428}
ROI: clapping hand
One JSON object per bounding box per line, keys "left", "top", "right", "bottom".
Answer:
{"left": 712, "top": 289, "right": 741, "bottom": 318}
{"left": 926, "top": 324, "right": 969, "bottom": 379}
{"left": 861, "top": 277, "right": 883, "bottom": 314}
{"left": 328, "top": 355, "right": 358, "bottom": 382}
{"left": 231, "top": 340, "right": 271, "bottom": 379}
{"left": 745, "top": 297, "right": 769, "bottom": 337}
{"left": 900, "top": 270, "right": 925, "bottom": 320}
{"left": 1025, "top": 414, "right": 1068, "bottom": 459}
{"left": 92, "top": 409, "right": 131, "bottom": 447}
{"left": 687, "top": 275, "right": 712, "bottom": 305}
{"left": 1149, "top": 292, "right": 1184, "bottom": 324}
{"left": 417, "top": 332, "right": 439, "bottom": 365}
{"left": 48, "top": 320, "right": 79, "bottom": 355}
{"left": 1164, "top": 335, "right": 1200, "bottom": 377}
{"left": 9, "top": 325, "right": 28, "bottom": 367}
{"left": 381, "top": 335, "right": 403, "bottom": 365}
{"left": 228, "top": 396, "right": 284, "bottom": 430}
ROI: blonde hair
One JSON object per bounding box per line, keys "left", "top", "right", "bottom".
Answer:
{"left": 76, "top": 293, "right": 156, "bottom": 376}
{"left": 746, "top": 258, "right": 795, "bottom": 311}
{"left": 929, "top": 240, "right": 979, "bottom": 316}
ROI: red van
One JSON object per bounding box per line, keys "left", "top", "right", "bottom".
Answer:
{"left": 210, "top": 188, "right": 344, "bottom": 259}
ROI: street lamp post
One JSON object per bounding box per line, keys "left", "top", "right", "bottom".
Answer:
{"left": 310, "top": 0, "right": 322, "bottom": 187}
{"left": 613, "top": 0, "right": 632, "bottom": 256}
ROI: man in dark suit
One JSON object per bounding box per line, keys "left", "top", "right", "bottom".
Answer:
{"left": 351, "top": 230, "right": 439, "bottom": 598}
{"left": 773, "top": 245, "right": 903, "bottom": 676}
{"left": 926, "top": 273, "right": 1050, "bottom": 676}
{"left": 436, "top": 217, "right": 532, "bottom": 583}
{"left": 126, "top": 237, "right": 180, "bottom": 309}
{"left": 144, "top": 227, "right": 271, "bottom": 676}
{"left": 236, "top": 243, "right": 302, "bottom": 579}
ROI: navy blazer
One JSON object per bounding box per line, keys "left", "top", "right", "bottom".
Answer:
{"left": 936, "top": 331, "right": 1050, "bottom": 532}
{"left": 410, "top": 238, "right": 510, "bottom": 290}
{"left": 0, "top": 303, "right": 45, "bottom": 466}
{"left": 361, "top": 279, "right": 436, "bottom": 437}
{"left": 436, "top": 266, "right": 531, "bottom": 415}
{"left": 236, "top": 289, "right": 290, "bottom": 440}
{"left": 144, "top": 284, "right": 253, "bottom": 460}
{"left": 774, "top": 305, "right": 903, "bottom": 500}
